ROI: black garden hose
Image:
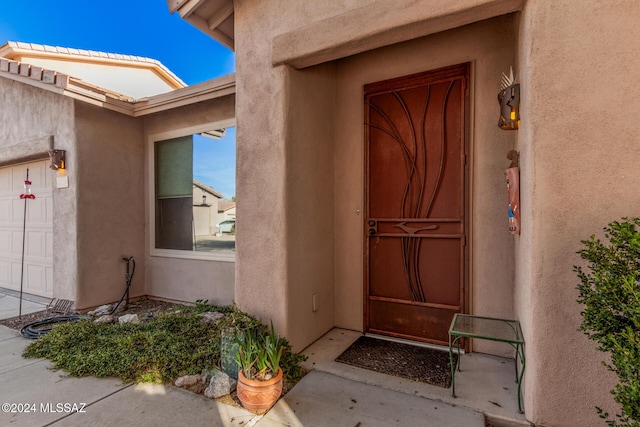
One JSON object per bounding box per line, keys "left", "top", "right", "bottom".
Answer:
{"left": 20, "top": 257, "right": 136, "bottom": 339}
{"left": 110, "top": 256, "right": 136, "bottom": 315}
{"left": 20, "top": 315, "right": 90, "bottom": 339}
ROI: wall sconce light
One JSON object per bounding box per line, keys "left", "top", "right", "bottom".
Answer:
{"left": 498, "top": 67, "right": 520, "bottom": 130}
{"left": 48, "top": 149, "right": 66, "bottom": 173}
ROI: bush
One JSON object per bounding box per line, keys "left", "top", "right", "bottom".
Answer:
{"left": 23, "top": 303, "right": 306, "bottom": 385}
{"left": 575, "top": 218, "right": 640, "bottom": 426}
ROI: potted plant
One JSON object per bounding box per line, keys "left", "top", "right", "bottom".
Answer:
{"left": 234, "top": 322, "right": 284, "bottom": 413}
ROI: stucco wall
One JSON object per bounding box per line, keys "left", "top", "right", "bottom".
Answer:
{"left": 514, "top": 1, "right": 639, "bottom": 425}
{"left": 231, "top": 0, "right": 636, "bottom": 425}
{"left": 74, "top": 102, "right": 146, "bottom": 310}
{"left": 234, "top": 0, "right": 521, "bottom": 352}
{"left": 285, "top": 63, "right": 337, "bottom": 349}
{"left": 333, "top": 16, "right": 517, "bottom": 355}
{"left": 0, "top": 78, "right": 77, "bottom": 302}
{"left": 234, "top": 0, "right": 376, "bottom": 349}
{"left": 143, "top": 95, "right": 236, "bottom": 305}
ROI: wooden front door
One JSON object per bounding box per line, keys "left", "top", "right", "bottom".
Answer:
{"left": 364, "top": 63, "right": 468, "bottom": 346}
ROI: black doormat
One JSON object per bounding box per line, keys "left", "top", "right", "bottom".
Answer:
{"left": 335, "top": 336, "right": 456, "bottom": 388}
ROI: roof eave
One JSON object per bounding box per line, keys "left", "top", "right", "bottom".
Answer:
{"left": 132, "top": 73, "right": 235, "bottom": 117}
{"left": 168, "top": 0, "right": 234, "bottom": 51}
{"left": 0, "top": 58, "right": 235, "bottom": 118}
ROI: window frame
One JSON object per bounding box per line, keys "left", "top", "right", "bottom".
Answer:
{"left": 148, "top": 119, "right": 236, "bottom": 262}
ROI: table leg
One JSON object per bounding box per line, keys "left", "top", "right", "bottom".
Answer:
{"left": 449, "top": 334, "right": 456, "bottom": 398}
{"left": 517, "top": 343, "right": 525, "bottom": 414}
{"left": 449, "top": 335, "right": 462, "bottom": 398}
{"left": 513, "top": 343, "right": 519, "bottom": 383}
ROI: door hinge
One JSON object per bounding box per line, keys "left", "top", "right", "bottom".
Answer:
{"left": 463, "top": 235, "right": 467, "bottom": 246}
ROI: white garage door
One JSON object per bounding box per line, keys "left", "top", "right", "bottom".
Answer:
{"left": 0, "top": 160, "right": 53, "bottom": 298}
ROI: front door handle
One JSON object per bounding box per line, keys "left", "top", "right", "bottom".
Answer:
{"left": 368, "top": 228, "right": 376, "bottom": 236}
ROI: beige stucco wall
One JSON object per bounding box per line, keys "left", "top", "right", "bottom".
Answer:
{"left": 234, "top": 0, "right": 522, "bottom": 353}
{"left": 333, "top": 16, "right": 518, "bottom": 356}
{"left": 232, "top": 1, "right": 635, "bottom": 424}
{"left": 513, "top": 1, "right": 639, "bottom": 425}
{"left": 0, "top": 78, "right": 77, "bottom": 302}
{"left": 235, "top": 0, "right": 426, "bottom": 352}
{"left": 74, "top": 102, "right": 146, "bottom": 310}
{"left": 143, "top": 95, "right": 236, "bottom": 305}
{"left": 285, "top": 63, "right": 337, "bottom": 348}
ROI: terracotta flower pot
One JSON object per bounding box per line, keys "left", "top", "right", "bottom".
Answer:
{"left": 236, "top": 368, "right": 283, "bottom": 413}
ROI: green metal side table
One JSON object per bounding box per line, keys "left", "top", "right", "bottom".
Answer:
{"left": 448, "top": 314, "right": 525, "bottom": 413}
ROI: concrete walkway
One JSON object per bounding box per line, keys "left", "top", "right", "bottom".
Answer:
{"left": 0, "top": 290, "right": 48, "bottom": 320}
{"left": 0, "top": 293, "right": 502, "bottom": 426}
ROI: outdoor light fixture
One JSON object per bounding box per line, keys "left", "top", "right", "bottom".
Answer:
{"left": 498, "top": 68, "right": 520, "bottom": 130}
{"left": 48, "top": 149, "right": 66, "bottom": 172}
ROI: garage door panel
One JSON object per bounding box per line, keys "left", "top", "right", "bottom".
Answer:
{"left": 0, "top": 260, "right": 10, "bottom": 286}
{"left": 24, "top": 163, "right": 48, "bottom": 190}
{"left": 11, "top": 262, "right": 20, "bottom": 287}
{"left": 27, "top": 230, "right": 46, "bottom": 258}
{"left": 27, "top": 198, "right": 47, "bottom": 223}
{"left": 45, "top": 195, "right": 53, "bottom": 223}
{"left": 26, "top": 264, "right": 45, "bottom": 294}
{"left": 12, "top": 199, "right": 23, "bottom": 223}
{"left": 11, "top": 168, "right": 23, "bottom": 192}
{"left": 0, "top": 230, "right": 10, "bottom": 255}
{"left": 11, "top": 230, "right": 22, "bottom": 254}
{"left": 0, "top": 160, "right": 53, "bottom": 298}
{"left": 0, "top": 200, "right": 10, "bottom": 222}
{"left": 0, "top": 169, "right": 10, "bottom": 192}
{"left": 46, "top": 266, "right": 53, "bottom": 295}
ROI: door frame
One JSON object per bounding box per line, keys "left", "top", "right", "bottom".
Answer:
{"left": 362, "top": 62, "right": 471, "bottom": 344}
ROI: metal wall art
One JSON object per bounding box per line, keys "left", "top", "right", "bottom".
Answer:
{"left": 498, "top": 67, "right": 520, "bottom": 130}
{"left": 48, "top": 149, "right": 66, "bottom": 171}
{"left": 505, "top": 150, "right": 520, "bottom": 235}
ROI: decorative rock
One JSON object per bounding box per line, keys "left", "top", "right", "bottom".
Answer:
{"left": 94, "top": 315, "right": 117, "bottom": 324}
{"left": 201, "top": 368, "right": 215, "bottom": 384}
{"left": 199, "top": 312, "right": 225, "bottom": 323}
{"left": 137, "top": 312, "right": 153, "bottom": 322}
{"left": 175, "top": 374, "right": 202, "bottom": 388}
{"left": 89, "top": 304, "right": 112, "bottom": 317}
{"left": 204, "top": 368, "right": 236, "bottom": 399}
{"left": 118, "top": 314, "right": 140, "bottom": 324}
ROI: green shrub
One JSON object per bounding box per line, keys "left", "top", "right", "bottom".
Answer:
{"left": 575, "top": 218, "right": 640, "bottom": 426}
{"left": 23, "top": 303, "right": 306, "bottom": 385}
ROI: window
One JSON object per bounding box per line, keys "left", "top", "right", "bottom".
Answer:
{"left": 150, "top": 121, "right": 236, "bottom": 261}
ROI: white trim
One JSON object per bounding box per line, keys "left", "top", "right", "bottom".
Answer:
{"left": 151, "top": 249, "right": 236, "bottom": 263}
{"left": 148, "top": 118, "right": 237, "bottom": 263}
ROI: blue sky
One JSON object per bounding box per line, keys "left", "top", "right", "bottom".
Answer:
{"left": 0, "top": 0, "right": 234, "bottom": 84}
{"left": 194, "top": 129, "right": 236, "bottom": 200}
{"left": 0, "top": 0, "right": 237, "bottom": 198}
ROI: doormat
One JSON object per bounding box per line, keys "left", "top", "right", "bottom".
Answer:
{"left": 335, "top": 336, "right": 456, "bottom": 388}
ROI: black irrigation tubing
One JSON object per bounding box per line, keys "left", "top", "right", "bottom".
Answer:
{"left": 20, "top": 315, "right": 90, "bottom": 339}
